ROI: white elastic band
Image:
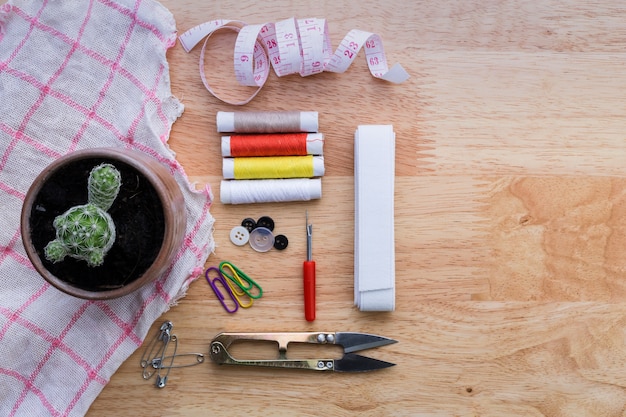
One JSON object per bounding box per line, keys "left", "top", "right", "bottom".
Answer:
{"left": 354, "top": 125, "right": 395, "bottom": 311}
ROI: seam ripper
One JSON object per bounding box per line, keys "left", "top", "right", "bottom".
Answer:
{"left": 304, "top": 211, "right": 316, "bottom": 321}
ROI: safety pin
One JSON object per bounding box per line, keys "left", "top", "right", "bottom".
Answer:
{"left": 155, "top": 334, "right": 178, "bottom": 388}
{"left": 142, "top": 335, "right": 176, "bottom": 380}
{"left": 151, "top": 353, "right": 205, "bottom": 369}
{"left": 219, "top": 261, "right": 263, "bottom": 299}
{"left": 140, "top": 321, "right": 173, "bottom": 379}
{"left": 205, "top": 266, "right": 238, "bottom": 313}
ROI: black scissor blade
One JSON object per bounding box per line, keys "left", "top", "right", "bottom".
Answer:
{"left": 334, "top": 353, "right": 395, "bottom": 372}
{"left": 335, "top": 332, "right": 397, "bottom": 353}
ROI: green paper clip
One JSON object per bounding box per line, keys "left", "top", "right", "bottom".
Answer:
{"left": 219, "top": 261, "right": 263, "bottom": 301}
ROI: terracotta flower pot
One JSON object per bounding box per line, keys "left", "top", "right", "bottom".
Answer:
{"left": 21, "top": 148, "right": 187, "bottom": 300}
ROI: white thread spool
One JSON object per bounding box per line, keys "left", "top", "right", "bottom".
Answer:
{"left": 220, "top": 178, "right": 322, "bottom": 204}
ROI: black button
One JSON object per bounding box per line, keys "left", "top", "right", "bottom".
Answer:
{"left": 241, "top": 217, "right": 257, "bottom": 232}
{"left": 273, "top": 234, "right": 288, "bottom": 250}
{"left": 256, "top": 216, "right": 275, "bottom": 231}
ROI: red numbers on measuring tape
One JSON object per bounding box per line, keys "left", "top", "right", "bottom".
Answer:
{"left": 179, "top": 18, "right": 409, "bottom": 105}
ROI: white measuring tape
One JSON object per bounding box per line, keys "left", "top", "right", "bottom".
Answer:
{"left": 179, "top": 18, "right": 410, "bottom": 105}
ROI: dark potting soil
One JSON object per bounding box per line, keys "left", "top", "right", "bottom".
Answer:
{"left": 29, "top": 157, "right": 165, "bottom": 292}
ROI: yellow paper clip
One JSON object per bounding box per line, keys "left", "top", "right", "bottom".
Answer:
{"left": 224, "top": 268, "right": 254, "bottom": 309}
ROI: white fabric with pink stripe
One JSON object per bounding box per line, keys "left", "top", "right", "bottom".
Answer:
{"left": 0, "top": 1, "right": 214, "bottom": 415}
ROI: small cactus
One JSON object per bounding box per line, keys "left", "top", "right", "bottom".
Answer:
{"left": 44, "top": 163, "right": 121, "bottom": 267}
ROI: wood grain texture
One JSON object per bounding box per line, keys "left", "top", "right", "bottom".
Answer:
{"left": 88, "top": 1, "right": 626, "bottom": 416}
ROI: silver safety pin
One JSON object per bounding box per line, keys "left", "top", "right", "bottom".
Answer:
{"left": 151, "top": 353, "right": 205, "bottom": 369}
{"left": 140, "top": 321, "right": 174, "bottom": 380}
{"left": 155, "top": 335, "right": 178, "bottom": 388}
{"left": 139, "top": 320, "right": 205, "bottom": 388}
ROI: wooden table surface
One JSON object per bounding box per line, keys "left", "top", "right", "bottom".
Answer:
{"left": 88, "top": 1, "right": 626, "bottom": 416}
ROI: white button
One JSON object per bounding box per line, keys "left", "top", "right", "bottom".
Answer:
{"left": 229, "top": 226, "right": 249, "bottom": 246}
{"left": 249, "top": 227, "right": 275, "bottom": 252}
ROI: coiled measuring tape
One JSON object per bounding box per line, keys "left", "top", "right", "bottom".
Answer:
{"left": 179, "top": 18, "right": 410, "bottom": 105}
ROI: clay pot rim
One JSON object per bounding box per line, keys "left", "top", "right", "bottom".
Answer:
{"left": 21, "top": 147, "right": 185, "bottom": 300}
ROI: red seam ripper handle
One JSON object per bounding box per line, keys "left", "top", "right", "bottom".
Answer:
{"left": 303, "top": 260, "right": 316, "bottom": 321}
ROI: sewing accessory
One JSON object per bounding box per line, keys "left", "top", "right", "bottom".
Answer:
{"left": 256, "top": 216, "right": 275, "bottom": 231}
{"left": 223, "top": 155, "right": 325, "bottom": 180}
{"left": 241, "top": 217, "right": 257, "bottom": 231}
{"left": 139, "top": 321, "right": 205, "bottom": 388}
{"left": 205, "top": 266, "right": 239, "bottom": 313}
{"left": 230, "top": 225, "right": 250, "bottom": 246}
{"left": 180, "top": 18, "right": 409, "bottom": 105}
{"left": 216, "top": 111, "right": 319, "bottom": 133}
{"left": 221, "top": 178, "right": 322, "bottom": 204}
{"left": 219, "top": 261, "right": 263, "bottom": 300}
{"left": 217, "top": 261, "right": 255, "bottom": 308}
{"left": 209, "top": 332, "right": 397, "bottom": 372}
{"left": 149, "top": 353, "right": 205, "bottom": 370}
{"left": 231, "top": 216, "right": 288, "bottom": 251}
{"left": 140, "top": 321, "right": 174, "bottom": 380}
{"left": 303, "top": 211, "right": 316, "bottom": 321}
{"left": 273, "top": 234, "right": 289, "bottom": 250}
{"left": 248, "top": 227, "right": 275, "bottom": 252}
{"left": 224, "top": 275, "right": 255, "bottom": 309}
{"left": 354, "top": 125, "right": 396, "bottom": 311}
{"left": 154, "top": 334, "right": 177, "bottom": 388}
{"left": 221, "top": 132, "right": 324, "bottom": 157}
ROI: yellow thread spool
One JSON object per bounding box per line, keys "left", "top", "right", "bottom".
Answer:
{"left": 224, "top": 155, "right": 325, "bottom": 179}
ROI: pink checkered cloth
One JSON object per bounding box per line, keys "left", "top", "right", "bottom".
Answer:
{"left": 0, "top": 0, "right": 214, "bottom": 415}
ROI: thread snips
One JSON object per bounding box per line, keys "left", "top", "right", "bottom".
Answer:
{"left": 209, "top": 332, "right": 397, "bottom": 372}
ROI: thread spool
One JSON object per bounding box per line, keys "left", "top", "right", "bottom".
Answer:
{"left": 220, "top": 178, "right": 322, "bottom": 204}
{"left": 217, "top": 111, "right": 318, "bottom": 133}
{"left": 223, "top": 155, "right": 325, "bottom": 180}
{"left": 221, "top": 133, "right": 324, "bottom": 157}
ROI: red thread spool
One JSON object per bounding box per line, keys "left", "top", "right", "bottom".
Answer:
{"left": 223, "top": 133, "right": 324, "bottom": 157}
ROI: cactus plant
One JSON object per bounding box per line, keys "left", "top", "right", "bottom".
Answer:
{"left": 44, "top": 163, "right": 121, "bottom": 267}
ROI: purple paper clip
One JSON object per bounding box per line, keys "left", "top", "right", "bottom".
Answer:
{"left": 205, "top": 266, "right": 238, "bottom": 313}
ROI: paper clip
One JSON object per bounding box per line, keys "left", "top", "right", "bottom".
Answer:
{"left": 219, "top": 261, "right": 263, "bottom": 300}
{"left": 205, "top": 266, "right": 238, "bottom": 313}
{"left": 224, "top": 269, "right": 255, "bottom": 309}
{"left": 218, "top": 261, "right": 255, "bottom": 308}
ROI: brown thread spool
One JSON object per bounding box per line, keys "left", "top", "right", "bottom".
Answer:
{"left": 216, "top": 111, "right": 318, "bottom": 133}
